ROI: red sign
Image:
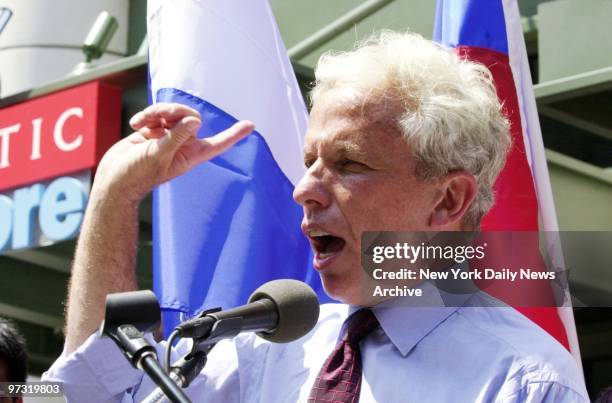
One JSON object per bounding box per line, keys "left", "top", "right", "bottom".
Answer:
{"left": 0, "top": 81, "right": 122, "bottom": 192}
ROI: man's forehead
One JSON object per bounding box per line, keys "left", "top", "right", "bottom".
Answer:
{"left": 303, "top": 115, "right": 368, "bottom": 154}
{"left": 304, "top": 88, "right": 404, "bottom": 152}
{"left": 312, "top": 86, "right": 397, "bottom": 118}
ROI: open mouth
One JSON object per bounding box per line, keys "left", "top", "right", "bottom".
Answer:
{"left": 308, "top": 230, "right": 346, "bottom": 259}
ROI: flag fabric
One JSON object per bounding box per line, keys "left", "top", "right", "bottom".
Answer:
{"left": 147, "top": 0, "right": 582, "bottom": 364}
{"left": 434, "top": 0, "right": 581, "bottom": 364}
{"left": 147, "top": 0, "right": 331, "bottom": 333}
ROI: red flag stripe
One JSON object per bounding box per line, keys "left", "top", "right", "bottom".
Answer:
{"left": 455, "top": 45, "right": 569, "bottom": 350}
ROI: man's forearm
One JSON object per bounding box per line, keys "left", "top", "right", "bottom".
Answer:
{"left": 64, "top": 188, "right": 140, "bottom": 354}
{"left": 60, "top": 103, "right": 253, "bottom": 355}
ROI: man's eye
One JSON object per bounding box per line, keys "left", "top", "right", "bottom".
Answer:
{"left": 338, "top": 159, "right": 368, "bottom": 172}
{"left": 304, "top": 159, "right": 315, "bottom": 168}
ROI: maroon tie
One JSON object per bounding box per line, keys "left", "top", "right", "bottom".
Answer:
{"left": 308, "top": 309, "right": 380, "bottom": 403}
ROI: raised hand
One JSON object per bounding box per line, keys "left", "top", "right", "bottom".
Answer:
{"left": 93, "top": 103, "right": 254, "bottom": 202}
{"left": 63, "top": 103, "right": 254, "bottom": 354}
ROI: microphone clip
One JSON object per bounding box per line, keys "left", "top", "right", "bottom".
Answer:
{"left": 175, "top": 307, "right": 245, "bottom": 349}
{"left": 167, "top": 308, "right": 244, "bottom": 389}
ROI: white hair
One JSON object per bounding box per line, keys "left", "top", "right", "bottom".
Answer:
{"left": 311, "top": 30, "right": 511, "bottom": 226}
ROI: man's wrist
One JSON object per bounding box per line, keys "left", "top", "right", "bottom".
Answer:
{"left": 88, "top": 184, "right": 142, "bottom": 213}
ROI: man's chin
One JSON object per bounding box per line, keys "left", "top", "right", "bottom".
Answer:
{"left": 319, "top": 273, "right": 364, "bottom": 306}
{"left": 320, "top": 274, "right": 397, "bottom": 307}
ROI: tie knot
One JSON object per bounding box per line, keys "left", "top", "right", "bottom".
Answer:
{"left": 345, "top": 309, "right": 379, "bottom": 344}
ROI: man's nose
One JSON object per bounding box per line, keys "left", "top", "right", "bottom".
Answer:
{"left": 293, "top": 166, "right": 331, "bottom": 209}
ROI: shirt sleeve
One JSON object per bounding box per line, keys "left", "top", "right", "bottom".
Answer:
{"left": 42, "top": 331, "right": 245, "bottom": 403}
{"left": 496, "top": 362, "right": 590, "bottom": 403}
{"left": 500, "top": 380, "right": 589, "bottom": 403}
{"left": 42, "top": 332, "right": 147, "bottom": 402}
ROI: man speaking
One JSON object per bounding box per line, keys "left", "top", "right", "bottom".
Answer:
{"left": 43, "top": 31, "right": 588, "bottom": 402}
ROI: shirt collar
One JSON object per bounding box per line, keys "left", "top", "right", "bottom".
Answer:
{"left": 349, "top": 264, "right": 476, "bottom": 357}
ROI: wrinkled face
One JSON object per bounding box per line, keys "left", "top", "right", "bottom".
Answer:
{"left": 293, "top": 88, "right": 442, "bottom": 305}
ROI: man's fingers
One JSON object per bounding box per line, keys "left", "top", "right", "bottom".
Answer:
{"left": 138, "top": 126, "right": 166, "bottom": 139}
{"left": 157, "top": 116, "right": 202, "bottom": 154}
{"left": 200, "top": 120, "right": 255, "bottom": 156}
{"left": 130, "top": 103, "right": 201, "bottom": 131}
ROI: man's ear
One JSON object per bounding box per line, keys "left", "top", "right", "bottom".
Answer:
{"left": 430, "top": 171, "right": 477, "bottom": 228}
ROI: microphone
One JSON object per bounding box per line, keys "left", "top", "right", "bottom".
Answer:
{"left": 175, "top": 279, "right": 320, "bottom": 343}
{"left": 141, "top": 280, "right": 320, "bottom": 402}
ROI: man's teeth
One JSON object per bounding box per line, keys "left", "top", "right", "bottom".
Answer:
{"left": 319, "top": 252, "right": 335, "bottom": 259}
{"left": 309, "top": 230, "right": 330, "bottom": 237}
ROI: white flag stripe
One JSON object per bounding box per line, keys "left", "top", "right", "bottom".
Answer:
{"left": 147, "top": 0, "right": 308, "bottom": 186}
{"left": 502, "top": 0, "right": 582, "bottom": 369}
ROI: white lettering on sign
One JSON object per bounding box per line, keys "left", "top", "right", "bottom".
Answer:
{"left": 0, "top": 173, "right": 90, "bottom": 252}
{"left": 0, "top": 107, "right": 85, "bottom": 171}
{"left": 30, "top": 117, "right": 43, "bottom": 160}
{"left": 0, "top": 124, "right": 21, "bottom": 169}
{"left": 54, "top": 107, "right": 84, "bottom": 152}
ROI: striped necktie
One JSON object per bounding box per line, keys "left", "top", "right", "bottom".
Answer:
{"left": 308, "top": 309, "right": 380, "bottom": 403}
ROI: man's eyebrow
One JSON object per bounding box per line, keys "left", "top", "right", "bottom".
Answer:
{"left": 334, "top": 141, "right": 368, "bottom": 159}
{"left": 302, "top": 138, "right": 370, "bottom": 163}
{"left": 302, "top": 149, "right": 316, "bottom": 165}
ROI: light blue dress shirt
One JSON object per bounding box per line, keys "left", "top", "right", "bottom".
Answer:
{"left": 43, "top": 291, "right": 589, "bottom": 402}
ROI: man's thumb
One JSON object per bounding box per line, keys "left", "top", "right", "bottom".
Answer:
{"left": 158, "top": 116, "right": 202, "bottom": 154}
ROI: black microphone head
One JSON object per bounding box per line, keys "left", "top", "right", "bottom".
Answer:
{"left": 248, "top": 279, "right": 320, "bottom": 343}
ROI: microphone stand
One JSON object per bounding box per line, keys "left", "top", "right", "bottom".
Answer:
{"left": 142, "top": 347, "right": 210, "bottom": 403}
{"left": 101, "top": 290, "right": 191, "bottom": 403}
{"left": 142, "top": 307, "right": 248, "bottom": 403}
{"left": 114, "top": 324, "right": 191, "bottom": 403}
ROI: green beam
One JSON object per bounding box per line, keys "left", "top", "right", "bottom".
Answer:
{"left": 287, "top": 0, "right": 394, "bottom": 60}
{"left": 534, "top": 65, "right": 612, "bottom": 104}
{"left": 0, "top": 257, "right": 67, "bottom": 320}
{"left": 2, "top": 249, "right": 71, "bottom": 274}
{"left": 547, "top": 149, "right": 612, "bottom": 187}
{"left": 539, "top": 104, "right": 612, "bottom": 142}
{"left": 0, "top": 303, "right": 62, "bottom": 330}
{"left": 0, "top": 54, "right": 147, "bottom": 107}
